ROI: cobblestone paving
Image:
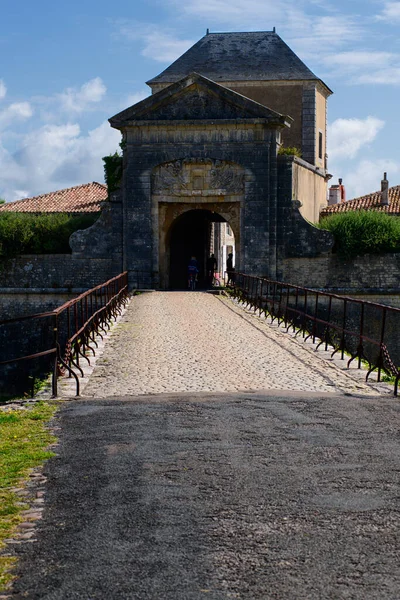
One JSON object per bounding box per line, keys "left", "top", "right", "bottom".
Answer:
{"left": 82, "top": 292, "right": 379, "bottom": 397}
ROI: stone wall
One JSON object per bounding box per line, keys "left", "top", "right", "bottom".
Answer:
{"left": 226, "top": 81, "right": 303, "bottom": 152}
{"left": 0, "top": 255, "right": 117, "bottom": 290}
{"left": 0, "top": 290, "right": 75, "bottom": 321}
{"left": 282, "top": 253, "right": 400, "bottom": 293}
{"left": 0, "top": 291, "right": 76, "bottom": 398}
{"left": 0, "top": 198, "right": 124, "bottom": 294}
{"left": 291, "top": 157, "right": 327, "bottom": 223}
{"left": 123, "top": 122, "right": 280, "bottom": 286}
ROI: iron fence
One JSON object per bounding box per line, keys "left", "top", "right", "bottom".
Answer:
{"left": 229, "top": 273, "right": 400, "bottom": 396}
{"left": 0, "top": 272, "right": 128, "bottom": 398}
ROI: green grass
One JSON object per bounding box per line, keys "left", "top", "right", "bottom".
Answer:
{"left": 0, "top": 401, "right": 57, "bottom": 590}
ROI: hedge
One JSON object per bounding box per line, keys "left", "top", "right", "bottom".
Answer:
{"left": 318, "top": 211, "right": 400, "bottom": 258}
{"left": 0, "top": 213, "right": 98, "bottom": 259}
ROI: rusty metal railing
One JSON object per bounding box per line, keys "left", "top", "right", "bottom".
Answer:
{"left": 0, "top": 272, "right": 128, "bottom": 398}
{"left": 228, "top": 273, "right": 400, "bottom": 396}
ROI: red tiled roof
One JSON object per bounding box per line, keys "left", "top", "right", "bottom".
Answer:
{"left": 320, "top": 185, "right": 400, "bottom": 217}
{"left": 0, "top": 182, "right": 108, "bottom": 214}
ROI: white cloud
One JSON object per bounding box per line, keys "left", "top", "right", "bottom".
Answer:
{"left": 116, "top": 20, "right": 196, "bottom": 63}
{"left": 376, "top": 1, "right": 400, "bottom": 22}
{"left": 57, "top": 77, "right": 107, "bottom": 113}
{"left": 0, "top": 77, "right": 150, "bottom": 201}
{"left": 340, "top": 159, "right": 400, "bottom": 199}
{"left": 288, "top": 14, "right": 364, "bottom": 61}
{"left": 174, "top": 0, "right": 288, "bottom": 25}
{"left": 322, "top": 50, "right": 400, "bottom": 84}
{"left": 0, "top": 80, "right": 6, "bottom": 100}
{"left": 328, "top": 116, "right": 385, "bottom": 160}
{"left": 0, "top": 121, "right": 120, "bottom": 201}
{"left": 124, "top": 90, "right": 150, "bottom": 108}
{"left": 141, "top": 32, "right": 195, "bottom": 63}
{"left": 326, "top": 51, "right": 394, "bottom": 69}
{"left": 0, "top": 101, "right": 33, "bottom": 130}
{"left": 356, "top": 66, "right": 400, "bottom": 84}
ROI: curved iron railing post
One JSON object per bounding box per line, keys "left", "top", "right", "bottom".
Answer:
{"left": 52, "top": 313, "right": 59, "bottom": 398}
{"left": 227, "top": 272, "right": 399, "bottom": 397}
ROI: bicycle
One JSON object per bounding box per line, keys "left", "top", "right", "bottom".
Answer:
{"left": 212, "top": 272, "right": 221, "bottom": 287}
{"left": 188, "top": 272, "right": 197, "bottom": 291}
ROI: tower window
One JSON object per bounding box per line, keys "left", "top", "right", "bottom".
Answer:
{"left": 318, "top": 132, "right": 323, "bottom": 160}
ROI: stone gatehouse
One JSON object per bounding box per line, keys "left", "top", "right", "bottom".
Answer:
{"left": 12, "top": 30, "right": 336, "bottom": 291}
{"left": 94, "top": 31, "right": 333, "bottom": 289}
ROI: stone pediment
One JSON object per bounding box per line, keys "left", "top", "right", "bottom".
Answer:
{"left": 109, "top": 73, "right": 291, "bottom": 127}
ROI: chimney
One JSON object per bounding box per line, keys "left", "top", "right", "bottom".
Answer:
{"left": 381, "top": 172, "right": 389, "bottom": 205}
{"left": 328, "top": 178, "right": 345, "bottom": 205}
{"left": 338, "top": 178, "right": 346, "bottom": 203}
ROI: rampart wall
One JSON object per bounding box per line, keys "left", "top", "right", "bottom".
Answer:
{"left": 282, "top": 253, "right": 400, "bottom": 294}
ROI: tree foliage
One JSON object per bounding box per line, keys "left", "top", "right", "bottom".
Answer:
{"left": 0, "top": 213, "right": 98, "bottom": 258}
{"left": 102, "top": 152, "right": 123, "bottom": 192}
{"left": 318, "top": 211, "right": 400, "bottom": 258}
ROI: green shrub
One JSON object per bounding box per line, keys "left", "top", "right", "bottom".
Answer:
{"left": 0, "top": 213, "right": 98, "bottom": 258}
{"left": 278, "top": 146, "right": 302, "bottom": 158}
{"left": 103, "top": 152, "right": 123, "bottom": 192}
{"left": 318, "top": 211, "right": 400, "bottom": 258}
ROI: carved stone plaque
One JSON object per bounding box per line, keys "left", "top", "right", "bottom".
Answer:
{"left": 153, "top": 158, "right": 244, "bottom": 197}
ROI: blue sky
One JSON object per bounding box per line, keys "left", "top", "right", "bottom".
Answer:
{"left": 1, "top": 0, "right": 400, "bottom": 203}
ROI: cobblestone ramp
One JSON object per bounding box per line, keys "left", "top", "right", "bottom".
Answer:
{"left": 82, "top": 292, "right": 377, "bottom": 397}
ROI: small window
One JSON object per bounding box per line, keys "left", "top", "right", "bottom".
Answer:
{"left": 318, "top": 132, "right": 323, "bottom": 160}
{"left": 226, "top": 223, "right": 231, "bottom": 235}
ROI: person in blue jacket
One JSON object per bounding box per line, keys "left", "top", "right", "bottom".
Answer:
{"left": 187, "top": 256, "right": 199, "bottom": 289}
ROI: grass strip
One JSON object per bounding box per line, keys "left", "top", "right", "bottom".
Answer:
{"left": 0, "top": 401, "right": 57, "bottom": 590}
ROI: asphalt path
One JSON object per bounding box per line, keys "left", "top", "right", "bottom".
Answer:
{"left": 10, "top": 391, "right": 400, "bottom": 599}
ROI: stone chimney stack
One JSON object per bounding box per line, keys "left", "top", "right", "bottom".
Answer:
{"left": 328, "top": 178, "right": 346, "bottom": 205}
{"left": 381, "top": 172, "right": 389, "bottom": 205}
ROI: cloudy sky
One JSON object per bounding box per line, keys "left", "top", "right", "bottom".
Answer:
{"left": 1, "top": 0, "right": 400, "bottom": 202}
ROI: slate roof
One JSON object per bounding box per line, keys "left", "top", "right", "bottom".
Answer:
{"left": 320, "top": 186, "right": 400, "bottom": 217}
{"left": 0, "top": 182, "right": 107, "bottom": 214}
{"left": 147, "top": 31, "right": 331, "bottom": 91}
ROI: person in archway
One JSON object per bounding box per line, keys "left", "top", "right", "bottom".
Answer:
{"left": 206, "top": 253, "right": 217, "bottom": 287}
{"left": 187, "top": 256, "right": 199, "bottom": 290}
{"left": 226, "top": 253, "right": 235, "bottom": 286}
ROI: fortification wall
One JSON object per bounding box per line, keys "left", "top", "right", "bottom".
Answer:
{"left": 0, "top": 255, "right": 118, "bottom": 291}
{"left": 0, "top": 290, "right": 76, "bottom": 321}
{"left": 282, "top": 253, "right": 400, "bottom": 294}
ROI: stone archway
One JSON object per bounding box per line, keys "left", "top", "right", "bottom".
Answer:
{"left": 152, "top": 158, "right": 244, "bottom": 289}
{"left": 159, "top": 202, "right": 240, "bottom": 289}
{"left": 166, "top": 208, "right": 235, "bottom": 289}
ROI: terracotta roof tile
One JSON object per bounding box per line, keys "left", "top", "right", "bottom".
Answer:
{"left": 320, "top": 185, "right": 400, "bottom": 218}
{"left": 0, "top": 182, "right": 107, "bottom": 214}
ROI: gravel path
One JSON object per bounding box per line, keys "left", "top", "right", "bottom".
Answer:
{"left": 82, "top": 292, "right": 379, "bottom": 397}
{"left": 10, "top": 392, "right": 400, "bottom": 599}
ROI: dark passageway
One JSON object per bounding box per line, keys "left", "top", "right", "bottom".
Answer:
{"left": 169, "top": 209, "right": 226, "bottom": 289}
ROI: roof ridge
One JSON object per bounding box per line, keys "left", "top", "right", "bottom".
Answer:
{"left": 206, "top": 30, "right": 277, "bottom": 35}
{"left": 5, "top": 182, "right": 106, "bottom": 205}
{"left": 346, "top": 184, "right": 400, "bottom": 204}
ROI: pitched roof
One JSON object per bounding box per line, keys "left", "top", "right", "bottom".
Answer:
{"left": 147, "top": 31, "right": 331, "bottom": 92}
{"left": 0, "top": 182, "right": 107, "bottom": 214}
{"left": 110, "top": 72, "right": 292, "bottom": 128}
{"left": 320, "top": 185, "right": 400, "bottom": 217}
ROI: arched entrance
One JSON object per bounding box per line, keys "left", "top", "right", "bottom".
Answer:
{"left": 153, "top": 158, "right": 244, "bottom": 289}
{"left": 158, "top": 201, "right": 241, "bottom": 289}
{"left": 168, "top": 209, "right": 234, "bottom": 289}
